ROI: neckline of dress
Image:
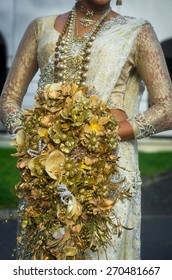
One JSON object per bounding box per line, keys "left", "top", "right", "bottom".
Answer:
{"left": 53, "top": 14, "right": 124, "bottom": 35}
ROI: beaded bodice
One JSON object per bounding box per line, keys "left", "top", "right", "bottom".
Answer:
{"left": 37, "top": 15, "right": 130, "bottom": 89}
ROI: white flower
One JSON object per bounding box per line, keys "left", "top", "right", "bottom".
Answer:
{"left": 52, "top": 227, "right": 65, "bottom": 240}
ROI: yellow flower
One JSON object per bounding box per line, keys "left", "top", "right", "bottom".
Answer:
{"left": 45, "top": 150, "right": 65, "bottom": 182}
{"left": 66, "top": 246, "right": 78, "bottom": 257}
{"left": 40, "top": 115, "right": 56, "bottom": 128}
{"left": 88, "top": 115, "right": 111, "bottom": 134}
{"left": 28, "top": 154, "right": 47, "bottom": 177}
{"left": 38, "top": 127, "right": 48, "bottom": 137}
{"left": 44, "top": 83, "right": 62, "bottom": 99}
{"left": 66, "top": 197, "right": 82, "bottom": 221}
{"left": 11, "top": 129, "right": 26, "bottom": 148}
{"left": 78, "top": 160, "right": 92, "bottom": 171}
{"left": 89, "top": 197, "right": 117, "bottom": 215}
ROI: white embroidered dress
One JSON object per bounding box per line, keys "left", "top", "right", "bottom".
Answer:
{"left": 0, "top": 15, "right": 172, "bottom": 260}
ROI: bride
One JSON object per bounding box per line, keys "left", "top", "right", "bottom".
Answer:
{"left": 0, "top": 0, "right": 172, "bottom": 259}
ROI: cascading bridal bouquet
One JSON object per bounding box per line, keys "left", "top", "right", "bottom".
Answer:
{"left": 12, "top": 82, "right": 132, "bottom": 260}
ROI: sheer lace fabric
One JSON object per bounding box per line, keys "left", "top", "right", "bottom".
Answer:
{"left": 129, "top": 24, "right": 172, "bottom": 138}
{"left": 0, "top": 19, "right": 39, "bottom": 133}
{"left": 0, "top": 14, "right": 172, "bottom": 260}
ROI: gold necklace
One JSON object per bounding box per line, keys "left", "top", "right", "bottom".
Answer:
{"left": 76, "top": 2, "right": 111, "bottom": 27}
{"left": 54, "top": 6, "right": 111, "bottom": 86}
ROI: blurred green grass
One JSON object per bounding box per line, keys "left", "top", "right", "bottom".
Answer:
{"left": 0, "top": 148, "right": 19, "bottom": 208}
{"left": 139, "top": 151, "right": 172, "bottom": 177}
{"left": 0, "top": 147, "right": 172, "bottom": 208}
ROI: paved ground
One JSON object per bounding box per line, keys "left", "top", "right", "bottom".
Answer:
{"left": 0, "top": 173, "right": 172, "bottom": 260}
{"left": 141, "top": 173, "right": 172, "bottom": 260}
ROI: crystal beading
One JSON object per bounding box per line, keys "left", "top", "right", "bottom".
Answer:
{"left": 27, "top": 140, "right": 47, "bottom": 157}
{"left": 57, "top": 184, "right": 75, "bottom": 206}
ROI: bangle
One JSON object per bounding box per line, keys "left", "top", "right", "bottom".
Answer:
{"left": 10, "top": 125, "right": 25, "bottom": 140}
{"left": 5, "top": 111, "right": 22, "bottom": 133}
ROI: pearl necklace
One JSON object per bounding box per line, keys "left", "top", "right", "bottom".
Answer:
{"left": 54, "top": 6, "right": 111, "bottom": 86}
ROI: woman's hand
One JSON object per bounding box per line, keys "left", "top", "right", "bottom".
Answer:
{"left": 110, "top": 109, "right": 135, "bottom": 141}
{"left": 110, "top": 108, "right": 128, "bottom": 122}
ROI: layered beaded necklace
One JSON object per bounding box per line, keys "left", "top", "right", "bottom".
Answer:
{"left": 54, "top": 5, "right": 111, "bottom": 86}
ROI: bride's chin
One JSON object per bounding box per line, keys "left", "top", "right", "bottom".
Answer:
{"left": 83, "top": 0, "right": 111, "bottom": 7}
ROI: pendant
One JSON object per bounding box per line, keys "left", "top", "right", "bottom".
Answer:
{"left": 66, "top": 55, "right": 83, "bottom": 69}
{"left": 80, "top": 17, "right": 96, "bottom": 27}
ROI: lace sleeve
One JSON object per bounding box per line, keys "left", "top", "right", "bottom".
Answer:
{"left": 0, "top": 18, "right": 39, "bottom": 133}
{"left": 128, "top": 23, "right": 172, "bottom": 139}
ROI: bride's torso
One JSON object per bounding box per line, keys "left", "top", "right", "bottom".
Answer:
{"left": 36, "top": 15, "right": 146, "bottom": 118}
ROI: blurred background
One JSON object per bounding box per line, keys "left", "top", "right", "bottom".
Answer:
{"left": 0, "top": 0, "right": 172, "bottom": 260}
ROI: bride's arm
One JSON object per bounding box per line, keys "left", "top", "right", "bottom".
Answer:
{"left": 0, "top": 19, "right": 39, "bottom": 133}
{"left": 128, "top": 23, "right": 172, "bottom": 140}
{"left": 111, "top": 23, "right": 172, "bottom": 141}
